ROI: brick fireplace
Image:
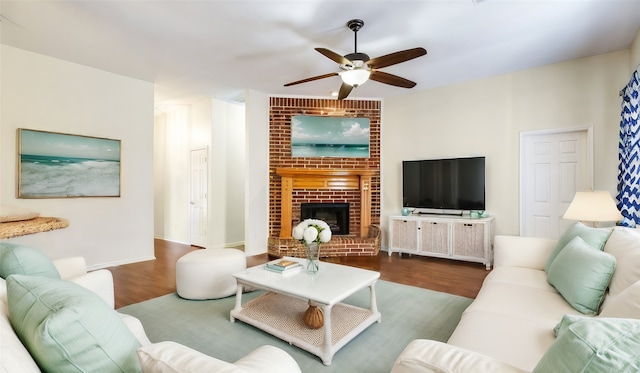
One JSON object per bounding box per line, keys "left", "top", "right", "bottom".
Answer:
{"left": 268, "top": 97, "right": 381, "bottom": 257}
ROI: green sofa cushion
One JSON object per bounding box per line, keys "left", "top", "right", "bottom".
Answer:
{"left": 0, "top": 243, "right": 60, "bottom": 279}
{"left": 534, "top": 315, "right": 640, "bottom": 372}
{"left": 7, "top": 274, "right": 141, "bottom": 373}
{"left": 547, "top": 236, "right": 616, "bottom": 315}
{"left": 545, "top": 222, "right": 611, "bottom": 273}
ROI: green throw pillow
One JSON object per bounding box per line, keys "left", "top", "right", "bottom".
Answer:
{"left": 0, "top": 243, "right": 60, "bottom": 279}
{"left": 547, "top": 236, "right": 616, "bottom": 315}
{"left": 7, "top": 274, "right": 142, "bottom": 373}
{"left": 534, "top": 315, "right": 640, "bottom": 372}
{"left": 545, "top": 222, "right": 612, "bottom": 272}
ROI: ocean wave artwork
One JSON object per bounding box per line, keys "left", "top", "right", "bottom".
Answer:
{"left": 18, "top": 129, "right": 121, "bottom": 198}
{"left": 291, "top": 143, "right": 369, "bottom": 157}
{"left": 291, "top": 115, "right": 370, "bottom": 158}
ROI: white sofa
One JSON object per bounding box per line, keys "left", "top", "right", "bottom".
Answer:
{"left": 1, "top": 248, "right": 301, "bottom": 373}
{"left": 392, "top": 225, "right": 640, "bottom": 373}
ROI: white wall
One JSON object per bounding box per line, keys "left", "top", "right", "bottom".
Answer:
{"left": 1, "top": 45, "right": 155, "bottom": 268}
{"left": 154, "top": 98, "right": 245, "bottom": 249}
{"left": 154, "top": 106, "right": 191, "bottom": 243}
{"left": 383, "top": 50, "right": 631, "bottom": 239}
{"left": 631, "top": 27, "right": 640, "bottom": 69}
{"left": 210, "top": 99, "right": 245, "bottom": 248}
{"left": 244, "top": 90, "right": 269, "bottom": 256}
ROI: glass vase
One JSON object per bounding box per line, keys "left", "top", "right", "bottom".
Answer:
{"left": 304, "top": 242, "right": 320, "bottom": 274}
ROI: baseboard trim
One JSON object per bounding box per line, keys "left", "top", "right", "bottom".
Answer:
{"left": 88, "top": 256, "right": 156, "bottom": 271}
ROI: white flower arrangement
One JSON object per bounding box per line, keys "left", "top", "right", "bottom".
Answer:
{"left": 292, "top": 219, "right": 332, "bottom": 245}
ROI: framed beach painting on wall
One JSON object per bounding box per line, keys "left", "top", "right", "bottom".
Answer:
{"left": 17, "top": 129, "right": 121, "bottom": 198}
{"left": 291, "top": 115, "right": 370, "bottom": 158}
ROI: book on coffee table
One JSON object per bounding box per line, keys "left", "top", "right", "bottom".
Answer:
{"left": 270, "top": 259, "right": 300, "bottom": 269}
{"left": 264, "top": 260, "right": 303, "bottom": 275}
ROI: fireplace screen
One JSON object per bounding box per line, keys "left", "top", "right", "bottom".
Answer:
{"left": 300, "top": 203, "right": 349, "bottom": 235}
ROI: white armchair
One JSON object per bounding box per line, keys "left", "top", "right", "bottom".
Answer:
{"left": 2, "top": 249, "right": 301, "bottom": 373}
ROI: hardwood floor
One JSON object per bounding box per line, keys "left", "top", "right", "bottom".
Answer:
{"left": 107, "top": 238, "right": 490, "bottom": 309}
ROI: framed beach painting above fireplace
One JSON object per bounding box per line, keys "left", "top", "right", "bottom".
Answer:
{"left": 291, "top": 115, "right": 370, "bottom": 158}
{"left": 17, "top": 129, "right": 121, "bottom": 198}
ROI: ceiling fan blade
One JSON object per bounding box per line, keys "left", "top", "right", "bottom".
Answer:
{"left": 369, "top": 70, "right": 417, "bottom": 88}
{"left": 315, "top": 48, "right": 352, "bottom": 66}
{"left": 366, "top": 47, "right": 427, "bottom": 69}
{"left": 284, "top": 72, "right": 338, "bottom": 87}
{"left": 338, "top": 83, "right": 353, "bottom": 100}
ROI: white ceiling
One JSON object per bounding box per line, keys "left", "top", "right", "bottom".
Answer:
{"left": 2, "top": 0, "right": 640, "bottom": 106}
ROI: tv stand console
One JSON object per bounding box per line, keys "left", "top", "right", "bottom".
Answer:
{"left": 388, "top": 214, "right": 495, "bottom": 270}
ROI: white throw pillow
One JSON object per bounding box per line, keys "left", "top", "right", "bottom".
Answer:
{"left": 608, "top": 250, "right": 640, "bottom": 298}
{"left": 604, "top": 228, "right": 640, "bottom": 298}
{"left": 603, "top": 226, "right": 640, "bottom": 261}
{"left": 599, "top": 281, "right": 640, "bottom": 319}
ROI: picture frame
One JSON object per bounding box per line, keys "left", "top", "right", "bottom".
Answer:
{"left": 291, "top": 115, "right": 370, "bottom": 158}
{"left": 17, "top": 128, "right": 121, "bottom": 198}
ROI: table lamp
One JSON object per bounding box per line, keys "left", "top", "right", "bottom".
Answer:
{"left": 562, "top": 191, "right": 623, "bottom": 227}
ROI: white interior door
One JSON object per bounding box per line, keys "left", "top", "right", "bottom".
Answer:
{"left": 520, "top": 129, "right": 592, "bottom": 239}
{"left": 190, "top": 148, "right": 208, "bottom": 247}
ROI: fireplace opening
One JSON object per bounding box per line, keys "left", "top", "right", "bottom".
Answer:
{"left": 301, "top": 203, "right": 349, "bottom": 235}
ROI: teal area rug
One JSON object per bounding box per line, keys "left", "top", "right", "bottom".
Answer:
{"left": 119, "top": 280, "right": 472, "bottom": 372}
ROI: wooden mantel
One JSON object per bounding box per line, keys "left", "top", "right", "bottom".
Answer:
{"left": 275, "top": 168, "right": 377, "bottom": 238}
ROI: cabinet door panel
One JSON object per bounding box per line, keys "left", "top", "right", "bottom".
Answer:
{"left": 452, "top": 223, "right": 485, "bottom": 258}
{"left": 420, "top": 221, "right": 449, "bottom": 255}
{"left": 391, "top": 219, "right": 418, "bottom": 251}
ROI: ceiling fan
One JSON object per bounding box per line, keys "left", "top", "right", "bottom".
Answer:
{"left": 284, "top": 19, "right": 427, "bottom": 100}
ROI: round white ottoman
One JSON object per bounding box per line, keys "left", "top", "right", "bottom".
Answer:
{"left": 176, "top": 248, "right": 246, "bottom": 300}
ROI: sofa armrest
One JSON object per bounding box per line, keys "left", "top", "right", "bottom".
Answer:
{"left": 493, "top": 235, "right": 557, "bottom": 270}
{"left": 391, "top": 339, "right": 529, "bottom": 373}
{"left": 52, "top": 257, "right": 115, "bottom": 308}
{"left": 137, "top": 341, "right": 301, "bottom": 373}
{"left": 53, "top": 256, "right": 88, "bottom": 279}
{"left": 119, "top": 313, "right": 152, "bottom": 346}
{"left": 66, "top": 269, "right": 115, "bottom": 309}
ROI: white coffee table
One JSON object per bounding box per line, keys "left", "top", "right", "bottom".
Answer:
{"left": 230, "top": 257, "right": 381, "bottom": 365}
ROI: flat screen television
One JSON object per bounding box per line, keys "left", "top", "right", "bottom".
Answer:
{"left": 402, "top": 156, "right": 485, "bottom": 212}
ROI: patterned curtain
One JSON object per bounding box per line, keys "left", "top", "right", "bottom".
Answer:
{"left": 618, "top": 68, "right": 640, "bottom": 227}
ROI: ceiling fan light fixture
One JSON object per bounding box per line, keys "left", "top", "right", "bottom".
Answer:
{"left": 340, "top": 69, "right": 370, "bottom": 87}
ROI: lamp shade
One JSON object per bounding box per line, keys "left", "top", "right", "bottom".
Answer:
{"left": 562, "top": 191, "right": 623, "bottom": 222}
{"left": 339, "top": 69, "right": 370, "bottom": 87}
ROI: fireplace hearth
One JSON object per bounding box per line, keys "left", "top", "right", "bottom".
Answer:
{"left": 301, "top": 203, "right": 349, "bottom": 235}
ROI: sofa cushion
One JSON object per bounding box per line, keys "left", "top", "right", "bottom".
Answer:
{"left": 545, "top": 222, "right": 611, "bottom": 272}
{"left": 7, "top": 274, "right": 142, "bottom": 373}
{"left": 0, "top": 290, "right": 41, "bottom": 373}
{"left": 0, "top": 243, "right": 60, "bottom": 279}
{"left": 599, "top": 281, "right": 640, "bottom": 319}
{"left": 448, "top": 310, "right": 559, "bottom": 372}
{"left": 547, "top": 236, "right": 616, "bottom": 315}
{"left": 465, "top": 272, "right": 578, "bottom": 322}
{"left": 533, "top": 315, "right": 640, "bottom": 372}
{"left": 481, "top": 266, "right": 558, "bottom": 294}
